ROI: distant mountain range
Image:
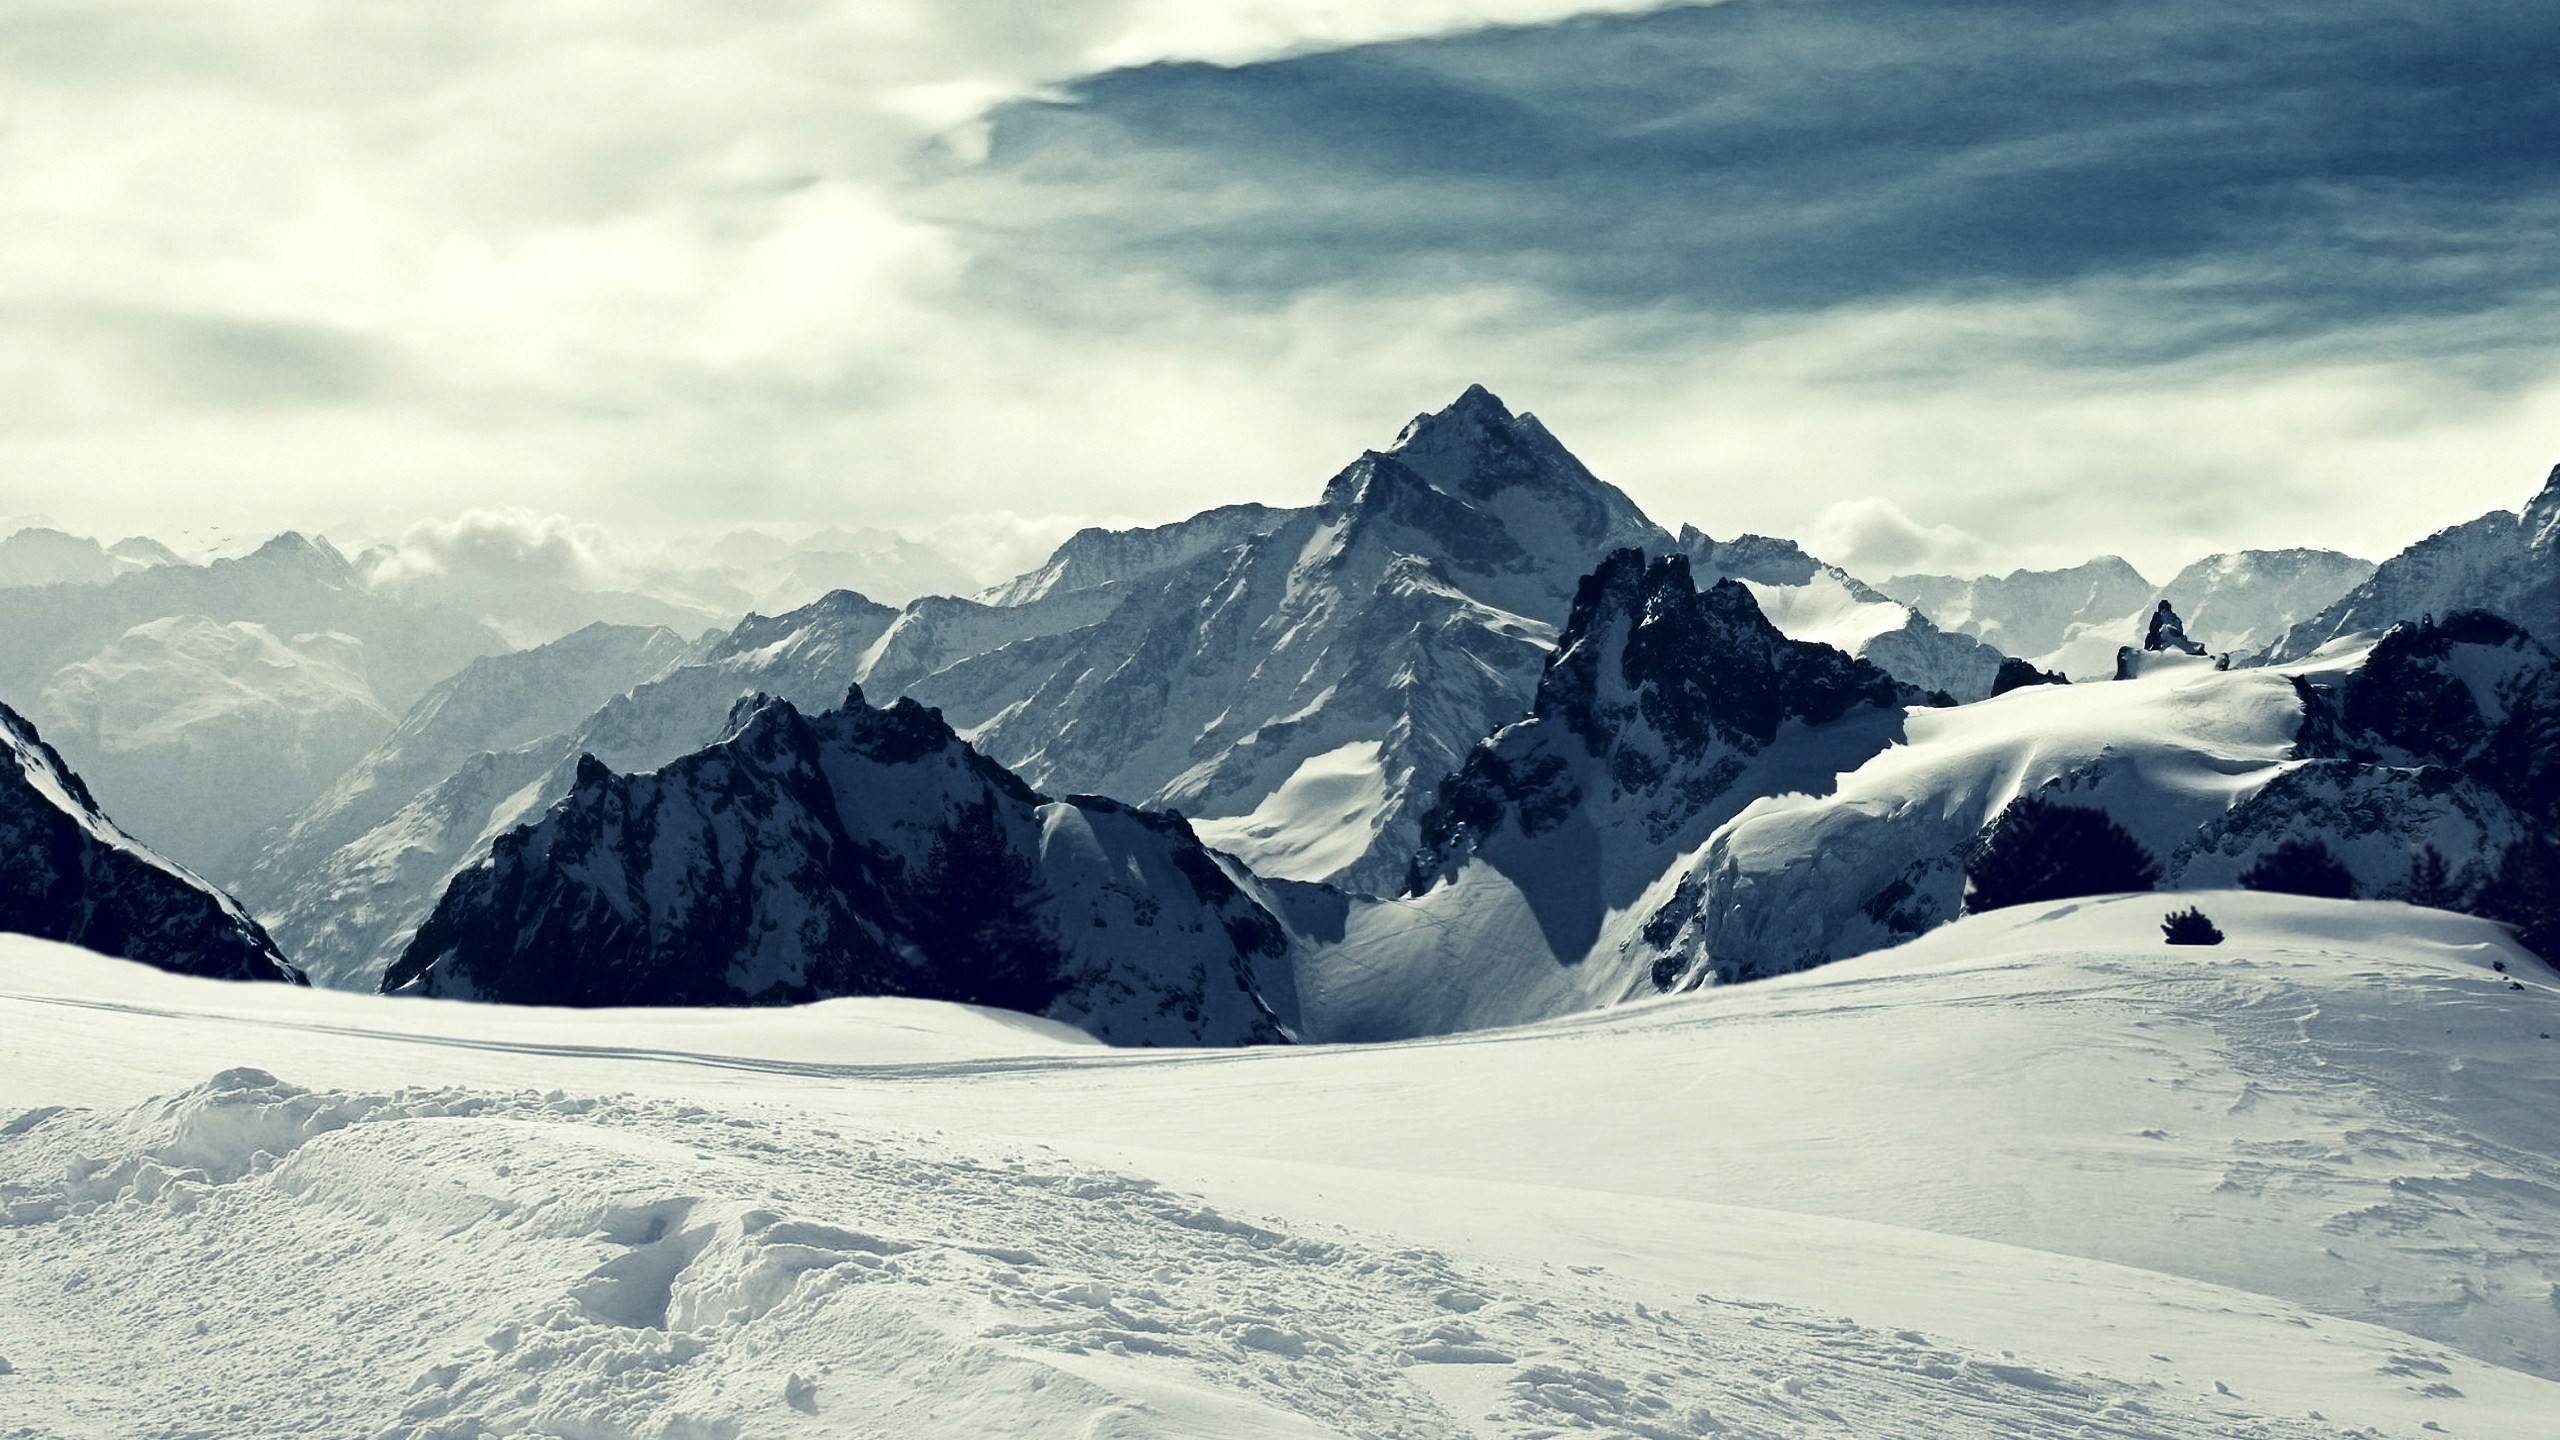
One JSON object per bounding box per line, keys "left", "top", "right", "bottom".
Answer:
{"left": 1884, "top": 548, "right": 2376, "bottom": 678}
{"left": 4, "top": 397, "right": 2553, "bottom": 1045}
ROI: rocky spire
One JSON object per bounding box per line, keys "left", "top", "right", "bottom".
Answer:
{"left": 2143, "top": 598, "right": 2206, "bottom": 655}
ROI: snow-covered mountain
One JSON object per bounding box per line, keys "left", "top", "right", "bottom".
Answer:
{"left": 2160, "top": 547, "right": 2375, "bottom": 655}
{"left": 968, "top": 386, "right": 1667, "bottom": 894}
{"left": 27, "top": 617, "right": 398, "bottom": 879}
{"left": 229, "top": 621, "right": 688, "bottom": 983}
{"left": 1, "top": 700, "right": 300, "bottom": 984}
{"left": 1678, "top": 527, "right": 2007, "bottom": 699}
{"left": 2267, "top": 464, "right": 2560, "bottom": 662}
{"left": 0, "top": 526, "right": 183, "bottom": 588}
{"left": 1883, "top": 557, "right": 2155, "bottom": 661}
{"left": 1272, "top": 549, "right": 1925, "bottom": 1039}
{"left": 240, "top": 594, "right": 902, "bottom": 989}
{"left": 383, "top": 688, "right": 1293, "bottom": 1046}
{"left": 978, "top": 504, "right": 1291, "bottom": 607}
{"left": 0, "top": 531, "right": 507, "bottom": 715}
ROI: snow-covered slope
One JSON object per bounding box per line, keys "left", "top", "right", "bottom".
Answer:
{"left": 0, "top": 702, "right": 299, "bottom": 984}
{"left": 974, "top": 385, "right": 1665, "bottom": 894}
{"left": 5, "top": 894, "right": 2555, "bottom": 1437}
{"left": 979, "top": 503, "right": 1293, "bottom": 607}
{"left": 385, "top": 688, "right": 1292, "bottom": 1046}
{"left": 0, "top": 531, "right": 507, "bottom": 715}
{"left": 2268, "top": 463, "right": 2560, "bottom": 663}
{"left": 27, "top": 617, "right": 398, "bottom": 878}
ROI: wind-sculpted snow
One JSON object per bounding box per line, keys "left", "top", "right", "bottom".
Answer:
{"left": 385, "top": 688, "right": 1293, "bottom": 1045}
{"left": 1649, "top": 617, "right": 2560, "bottom": 989}
{"left": 0, "top": 702, "right": 300, "bottom": 984}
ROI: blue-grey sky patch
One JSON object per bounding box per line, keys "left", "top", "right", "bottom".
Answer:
{"left": 940, "top": 0, "right": 2560, "bottom": 369}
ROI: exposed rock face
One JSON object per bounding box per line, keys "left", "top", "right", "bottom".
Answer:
{"left": 1, "top": 700, "right": 301, "bottom": 984}
{"left": 1410, "top": 547, "right": 1919, "bottom": 912}
{"left": 2144, "top": 600, "right": 2207, "bottom": 655}
{"left": 242, "top": 592, "right": 905, "bottom": 990}
{"left": 384, "top": 689, "right": 1292, "bottom": 1046}
{"left": 1990, "top": 657, "right": 2068, "bottom": 695}
{"left": 967, "top": 385, "right": 1666, "bottom": 894}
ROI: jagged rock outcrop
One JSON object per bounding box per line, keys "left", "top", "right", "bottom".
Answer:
{"left": 383, "top": 689, "right": 1292, "bottom": 1046}
{"left": 1990, "top": 657, "right": 2068, "bottom": 695}
{"left": 1, "top": 701, "right": 301, "bottom": 984}
{"left": 2144, "top": 599, "right": 2207, "bottom": 656}
{"left": 1412, "top": 549, "right": 1920, "bottom": 896}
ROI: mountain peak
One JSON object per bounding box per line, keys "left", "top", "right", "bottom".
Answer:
{"left": 2525, "top": 461, "right": 2560, "bottom": 550}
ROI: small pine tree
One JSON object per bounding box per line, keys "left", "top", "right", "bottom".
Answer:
{"left": 2238, "top": 838, "right": 2358, "bottom": 900}
{"left": 1964, "top": 794, "right": 2162, "bottom": 913}
{"left": 2403, "top": 844, "right": 2458, "bottom": 909}
{"left": 2161, "top": 907, "right": 2224, "bottom": 945}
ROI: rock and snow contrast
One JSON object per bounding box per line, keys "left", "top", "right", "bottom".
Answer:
{"left": 6, "top": 893, "right": 2557, "bottom": 1436}
{"left": 1, "top": 701, "right": 300, "bottom": 984}
{"left": 4, "top": 386, "right": 2557, "bottom": 1436}
{"left": 384, "top": 687, "right": 1291, "bottom": 1046}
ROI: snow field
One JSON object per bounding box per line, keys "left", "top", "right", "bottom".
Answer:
{"left": 4, "top": 892, "right": 2557, "bottom": 1437}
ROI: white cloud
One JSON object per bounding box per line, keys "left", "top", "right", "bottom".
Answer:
{"left": 1801, "top": 497, "right": 1995, "bottom": 580}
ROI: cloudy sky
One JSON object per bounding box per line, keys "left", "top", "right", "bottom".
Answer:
{"left": 5, "top": 0, "right": 2557, "bottom": 580}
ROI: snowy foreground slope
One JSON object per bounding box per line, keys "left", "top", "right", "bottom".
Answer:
{"left": 5, "top": 894, "right": 2556, "bottom": 1438}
